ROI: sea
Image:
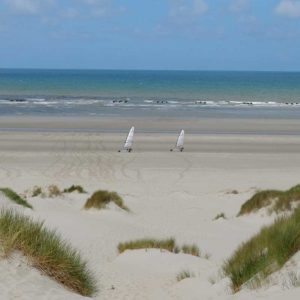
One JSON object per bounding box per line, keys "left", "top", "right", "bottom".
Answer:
{"left": 1, "top": 69, "right": 300, "bottom": 119}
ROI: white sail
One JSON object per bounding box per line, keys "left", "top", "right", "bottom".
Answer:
{"left": 176, "top": 129, "right": 184, "bottom": 149}
{"left": 124, "top": 126, "right": 134, "bottom": 149}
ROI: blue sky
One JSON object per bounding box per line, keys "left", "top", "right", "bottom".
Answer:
{"left": 0, "top": 0, "right": 300, "bottom": 70}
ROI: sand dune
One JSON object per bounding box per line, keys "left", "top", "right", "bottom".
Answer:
{"left": 1, "top": 118, "right": 300, "bottom": 299}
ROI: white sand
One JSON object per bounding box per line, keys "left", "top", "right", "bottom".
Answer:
{"left": 1, "top": 117, "right": 300, "bottom": 299}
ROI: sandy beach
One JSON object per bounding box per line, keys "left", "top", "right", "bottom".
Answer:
{"left": 1, "top": 116, "right": 300, "bottom": 299}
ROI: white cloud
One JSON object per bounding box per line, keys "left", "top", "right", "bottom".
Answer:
{"left": 79, "top": 0, "right": 125, "bottom": 18}
{"left": 6, "top": 0, "right": 53, "bottom": 15}
{"left": 193, "top": 0, "right": 208, "bottom": 15}
{"left": 60, "top": 8, "right": 79, "bottom": 19}
{"left": 275, "top": 0, "right": 300, "bottom": 18}
{"left": 169, "top": 0, "right": 208, "bottom": 19}
{"left": 229, "top": 0, "right": 249, "bottom": 13}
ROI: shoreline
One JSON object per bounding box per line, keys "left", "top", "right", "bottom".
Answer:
{"left": 1, "top": 115, "right": 300, "bottom": 135}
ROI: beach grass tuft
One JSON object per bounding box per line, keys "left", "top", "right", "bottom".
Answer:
{"left": 224, "top": 205, "right": 300, "bottom": 292}
{"left": 181, "top": 244, "right": 200, "bottom": 257}
{"left": 48, "top": 185, "right": 62, "bottom": 197}
{"left": 238, "top": 184, "right": 300, "bottom": 216}
{"left": 63, "top": 185, "right": 86, "bottom": 194}
{"left": 213, "top": 212, "right": 226, "bottom": 220}
{"left": 118, "top": 238, "right": 203, "bottom": 257}
{"left": 176, "top": 270, "right": 195, "bottom": 281}
{"left": 32, "top": 186, "right": 42, "bottom": 197}
{"left": 84, "top": 190, "right": 129, "bottom": 211}
{"left": 0, "top": 209, "right": 97, "bottom": 296}
{"left": 0, "top": 188, "right": 33, "bottom": 209}
{"left": 118, "top": 238, "right": 176, "bottom": 253}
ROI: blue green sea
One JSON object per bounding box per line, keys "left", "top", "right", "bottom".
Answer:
{"left": 1, "top": 69, "right": 300, "bottom": 118}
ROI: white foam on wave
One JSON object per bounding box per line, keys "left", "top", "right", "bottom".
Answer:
{"left": 25, "top": 98, "right": 46, "bottom": 102}
{"left": 1, "top": 98, "right": 300, "bottom": 111}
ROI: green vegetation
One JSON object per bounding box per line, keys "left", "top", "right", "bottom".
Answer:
{"left": 84, "top": 190, "right": 129, "bottom": 211}
{"left": 118, "top": 238, "right": 176, "bottom": 253}
{"left": 0, "top": 188, "right": 33, "bottom": 209}
{"left": 213, "top": 212, "right": 226, "bottom": 220}
{"left": 238, "top": 184, "right": 300, "bottom": 216}
{"left": 181, "top": 244, "right": 200, "bottom": 257}
{"left": 0, "top": 209, "right": 97, "bottom": 296}
{"left": 223, "top": 205, "right": 300, "bottom": 292}
{"left": 118, "top": 238, "right": 202, "bottom": 257}
{"left": 176, "top": 270, "right": 195, "bottom": 281}
{"left": 48, "top": 185, "right": 62, "bottom": 197}
{"left": 32, "top": 186, "right": 42, "bottom": 197}
{"left": 63, "top": 185, "right": 86, "bottom": 194}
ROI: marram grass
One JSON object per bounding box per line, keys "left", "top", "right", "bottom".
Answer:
{"left": 63, "top": 185, "right": 86, "bottom": 194}
{"left": 238, "top": 184, "right": 300, "bottom": 216}
{"left": 0, "top": 209, "right": 97, "bottom": 296}
{"left": 176, "top": 270, "right": 195, "bottom": 281}
{"left": 213, "top": 212, "right": 226, "bottom": 220}
{"left": 84, "top": 190, "right": 129, "bottom": 211}
{"left": 181, "top": 244, "right": 200, "bottom": 257}
{"left": 0, "top": 188, "right": 33, "bottom": 209}
{"left": 118, "top": 238, "right": 176, "bottom": 253}
{"left": 224, "top": 205, "right": 300, "bottom": 292}
{"left": 118, "top": 238, "right": 202, "bottom": 257}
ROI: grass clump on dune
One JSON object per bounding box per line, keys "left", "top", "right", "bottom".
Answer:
{"left": 0, "top": 188, "right": 33, "bottom": 209}
{"left": 224, "top": 205, "right": 300, "bottom": 292}
{"left": 238, "top": 184, "right": 300, "bottom": 216}
{"left": 118, "top": 238, "right": 203, "bottom": 257}
{"left": 32, "top": 186, "right": 42, "bottom": 197}
{"left": 176, "top": 270, "right": 195, "bottom": 281}
{"left": 0, "top": 209, "right": 97, "bottom": 296}
{"left": 84, "top": 190, "right": 129, "bottom": 211}
{"left": 118, "top": 238, "right": 176, "bottom": 253}
{"left": 213, "top": 212, "right": 226, "bottom": 220}
{"left": 63, "top": 185, "right": 86, "bottom": 194}
{"left": 181, "top": 244, "right": 200, "bottom": 257}
{"left": 48, "top": 185, "right": 62, "bottom": 197}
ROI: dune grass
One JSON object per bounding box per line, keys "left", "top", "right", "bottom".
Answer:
{"left": 0, "top": 209, "right": 97, "bottom": 296}
{"left": 118, "top": 238, "right": 202, "bottom": 258}
{"left": 118, "top": 238, "right": 176, "bottom": 253}
{"left": 48, "top": 185, "right": 62, "bottom": 197}
{"left": 213, "top": 212, "right": 226, "bottom": 220}
{"left": 176, "top": 270, "right": 195, "bottom": 281}
{"left": 84, "top": 190, "right": 129, "bottom": 211}
{"left": 181, "top": 244, "right": 200, "bottom": 257}
{"left": 238, "top": 184, "right": 300, "bottom": 216}
{"left": 0, "top": 188, "right": 33, "bottom": 209}
{"left": 223, "top": 205, "right": 300, "bottom": 292}
{"left": 32, "top": 186, "right": 42, "bottom": 197}
{"left": 63, "top": 185, "right": 86, "bottom": 194}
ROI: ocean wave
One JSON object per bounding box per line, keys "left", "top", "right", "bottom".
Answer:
{"left": 1, "top": 97, "right": 300, "bottom": 109}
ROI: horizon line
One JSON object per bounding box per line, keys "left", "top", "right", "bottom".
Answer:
{"left": 1, "top": 67, "right": 300, "bottom": 73}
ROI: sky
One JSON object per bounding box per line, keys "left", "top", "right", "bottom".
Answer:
{"left": 0, "top": 0, "right": 300, "bottom": 71}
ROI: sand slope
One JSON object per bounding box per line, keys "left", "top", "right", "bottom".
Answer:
{"left": 1, "top": 127, "right": 300, "bottom": 299}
